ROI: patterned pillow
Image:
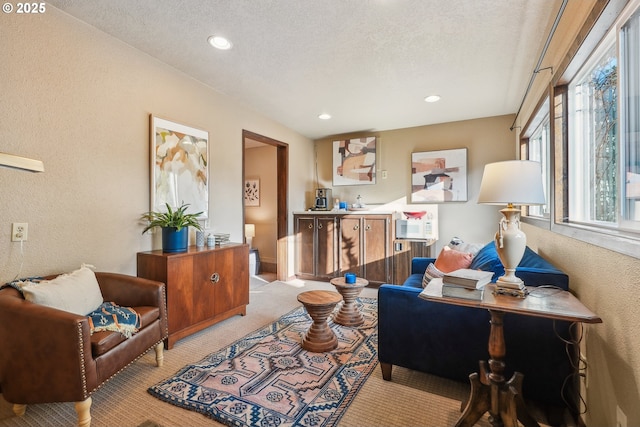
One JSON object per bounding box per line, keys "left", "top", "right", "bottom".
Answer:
{"left": 422, "top": 263, "right": 444, "bottom": 288}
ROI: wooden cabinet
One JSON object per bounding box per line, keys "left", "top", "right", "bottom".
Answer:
{"left": 339, "top": 215, "right": 392, "bottom": 285}
{"left": 392, "top": 239, "right": 435, "bottom": 284}
{"left": 294, "top": 213, "right": 392, "bottom": 285}
{"left": 294, "top": 215, "right": 338, "bottom": 279}
{"left": 137, "top": 243, "right": 249, "bottom": 349}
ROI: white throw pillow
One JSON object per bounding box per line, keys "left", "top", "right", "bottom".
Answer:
{"left": 20, "top": 266, "right": 104, "bottom": 315}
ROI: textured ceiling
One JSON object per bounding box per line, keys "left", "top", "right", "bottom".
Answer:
{"left": 47, "top": 0, "right": 561, "bottom": 140}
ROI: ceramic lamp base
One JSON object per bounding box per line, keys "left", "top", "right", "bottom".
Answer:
{"left": 494, "top": 207, "right": 526, "bottom": 292}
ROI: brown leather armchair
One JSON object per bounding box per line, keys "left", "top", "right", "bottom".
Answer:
{"left": 0, "top": 272, "right": 168, "bottom": 427}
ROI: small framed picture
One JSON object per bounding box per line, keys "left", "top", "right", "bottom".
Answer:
{"left": 244, "top": 178, "right": 260, "bottom": 206}
{"left": 410, "top": 148, "right": 468, "bottom": 202}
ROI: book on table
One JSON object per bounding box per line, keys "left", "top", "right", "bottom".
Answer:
{"left": 441, "top": 283, "right": 484, "bottom": 301}
{"left": 421, "top": 278, "right": 485, "bottom": 301}
{"left": 442, "top": 268, "right": 493, "bottom": 289}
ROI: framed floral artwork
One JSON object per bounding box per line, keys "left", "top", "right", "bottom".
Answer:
{"left": 244, "top": 178, "right": 260, "bottom": 206}
{"left": 410, "top": 148, "right": 468, "bottom": 203}
{"left": 332, "top": 137, "right": 376, "bottom": 186}
{"left": 150, "top": 116, "right": 209, "bottom": 218}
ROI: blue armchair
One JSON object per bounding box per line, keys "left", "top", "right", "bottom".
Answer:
{"left": 378, "top": 242, "right": 576, "bottom": 410}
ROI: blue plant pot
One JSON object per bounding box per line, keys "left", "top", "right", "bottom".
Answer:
{"left": 162, "top": 227, "right": 189, "bottom": 252}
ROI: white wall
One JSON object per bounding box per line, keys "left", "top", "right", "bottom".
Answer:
{"left": 0, "top": 7, "right": 313, "bottom": 281}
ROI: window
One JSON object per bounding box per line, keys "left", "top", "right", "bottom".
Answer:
{"left": 543, "top": 0, "right": 640, "bottom": 258}
{"left": 568, "top": 40, "right": 618, "bottom": 226}
{"left": 620, "top": 9, "right": 640, "bottom": 228}
{"left": 562, "top": 1, "right": 640, "bottom": 239}
{"left": 527, "top": 100, "right": 551, "bottom": 219}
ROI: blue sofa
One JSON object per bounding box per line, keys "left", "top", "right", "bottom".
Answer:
{"left": 378, "top": 242, "right": 576, "bottom": 409}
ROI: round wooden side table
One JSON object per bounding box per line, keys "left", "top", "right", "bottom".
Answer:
{"left": 329, "top": 277, "right": 369, "bottom": 327}
{"left": 297, "top": 290, "right": 343, "bottom": 352}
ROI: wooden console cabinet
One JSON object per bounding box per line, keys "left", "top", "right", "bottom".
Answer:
{"left": 294, "top": 213, "right": 392, "bottom": 285}
{"left": 137, "top": 243, "right": 249, "bottom": 349}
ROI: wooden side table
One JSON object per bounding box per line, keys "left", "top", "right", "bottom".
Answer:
{"left": 297, "top": 290, "right": 343, "bottom": 352}
{"left": 419, "top": 282, "right": 602, "bottom": 427}
{"left": 330, "top": 277, "right": 368, "bottom": 326}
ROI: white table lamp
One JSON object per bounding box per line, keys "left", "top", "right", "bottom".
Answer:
{"left": 244, "top": 223, "right": 255, "bottom": 248}
{"left": 477, "top": 160, "right": 545, "bottom": 295}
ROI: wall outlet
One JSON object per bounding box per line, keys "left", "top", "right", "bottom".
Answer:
{"left": 11, "top": 223, "right": 28, "bottom": 242}
{"left": 381, "top": 170, "right": 388, "bottom": 179}
{"left": 617, "top": 405, "right": 627, "bottom": 427}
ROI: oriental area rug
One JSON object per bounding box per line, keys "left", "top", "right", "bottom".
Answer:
{"left": 148, "top": 297, "right": 378, "bottom": 427}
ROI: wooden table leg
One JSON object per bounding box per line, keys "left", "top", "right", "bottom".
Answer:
{"left": 455, "top": 309, "right": 540, "bottom": 427}
{"left": 297, "top": 290, "right": 342, "bottom": 353}
{"left": 333, "top": 286, "right": 364, "bottom": 326}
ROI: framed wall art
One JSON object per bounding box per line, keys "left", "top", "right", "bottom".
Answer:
{"left": 410, "top": 148, "right": 467, "bottom": 203}
{"left": 150, "top": 115, "right": 209, "bottom": 218}
{"left": 244, "top": 178, "right": 260, "bottom": 206}
{"left": 332, "top": 136, "right": 376, "bottom": 186}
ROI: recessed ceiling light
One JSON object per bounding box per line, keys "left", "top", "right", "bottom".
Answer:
{"left": 424, "top": 95, "right": 441, "bottom": 103}
{"left": 208, "top": 35, "right": 232, "bottom": 50}
{"left": 318, "top": 113, "right": 331, "bottom": 120}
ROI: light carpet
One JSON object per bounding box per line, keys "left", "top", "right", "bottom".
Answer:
{"left": 0, "top": 279, "right": 496, "bottom": 427}
{"left": 149, "top": 298, "right": 378, "bottom": 426}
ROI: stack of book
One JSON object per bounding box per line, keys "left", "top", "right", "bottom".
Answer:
{"left": 213, "top": 233, "right": 230, "bottom": 246}
{"left": 441, "top": 268, "right": 493, "bottom": 301}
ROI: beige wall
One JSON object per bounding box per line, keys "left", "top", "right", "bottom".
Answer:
{"left": 245, "top": 145, "right": 278, "bottom": 267}
{"left": 516, "top": 1, "right": 640, "bottom": 425}
{"left": 314, "top": 115, "right": 516, "bottom": 254}
{"left": 0, "top": 7, "right": 313, "bottom": 281}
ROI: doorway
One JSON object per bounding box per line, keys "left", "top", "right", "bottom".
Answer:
{"left": 242, "top": 130, "right": 289, "bottom": 282}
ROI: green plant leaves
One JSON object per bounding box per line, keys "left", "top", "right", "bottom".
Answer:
{"left": 141, "top": 202, "right": 203, "bottom": 234}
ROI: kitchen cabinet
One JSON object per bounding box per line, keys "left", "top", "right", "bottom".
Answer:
{"left": 294, "top": 213, "right": 392, "bottom": 285}
{"left": 339, "top": 214, "right": 392, "bottom": 285}
{"left": 294, "top": 215, "right": 338, "bottom": 279}
{"left": 392, "top": 239, "right": 435, "bottom": 284}
{"left": 137, "top": 243, "right": 249, "bottom": 349}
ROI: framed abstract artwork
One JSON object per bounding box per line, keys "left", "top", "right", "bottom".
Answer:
{"left": 410, "top": 148, "right": 468, "bottom": 203}
{"left": 244, "top": 178, "right": 260, "bottom": 206}
{"left": 332, "top": 137, "right": 376, "bottom": 186}
{"left": 150, "top": 116, "right": 209, "bottom": 218}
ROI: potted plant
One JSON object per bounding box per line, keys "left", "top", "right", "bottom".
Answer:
{"left": 141, "top": 202, "right": 203, "bottom": 252}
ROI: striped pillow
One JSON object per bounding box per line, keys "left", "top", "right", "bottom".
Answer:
{"left": 422, "top": 263, "right": 444, "bottom": 288}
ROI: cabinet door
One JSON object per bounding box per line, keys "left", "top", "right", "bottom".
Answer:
{"left": 392, "top": 239, "right": 435, "bottom": 284}
{"left": 213, "top": 245, "right": 249, "bottom": 315}
{"left": 340, "top": 216, "right": 362, "bottom": 276}
{"left": 192, "top": 252, "right": 218, "bottom": 324}
{"left": 362, "top": 216, "right": 391, "bottom": 284}
{"left": 316, "top": 216, "right": 338, "bottom": 278}
{"left": 295, "top": 216, "right": 315, "bottom": 276}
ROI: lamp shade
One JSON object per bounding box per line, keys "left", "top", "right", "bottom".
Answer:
{"left": 244, "top": 223, "right": 255, "bottom": 238}
{"left": 477, "top": 160, "right": 545, "bottom": 206}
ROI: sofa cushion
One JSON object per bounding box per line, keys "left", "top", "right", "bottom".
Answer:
{"left": 20, "top": 266, "right": 104, "bottom": 315}
{"left": 434, "top": 246, "right": 473, "bottom": 273}
{"left": 469, "top": 242, "right": 564, "bottom": 279}
{"left": 421, "top": 263, "right": 444, "bottom": 287}
{"left": 447, "top": 237, "right": 485, "bottom": 256}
